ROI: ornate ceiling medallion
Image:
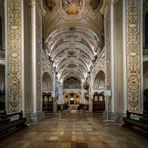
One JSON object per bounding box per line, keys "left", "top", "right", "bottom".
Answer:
{"left": 62, "top": 0, "right": 83, "bottom": 15}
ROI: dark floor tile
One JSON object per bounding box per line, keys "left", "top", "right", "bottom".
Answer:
{"left": 71, "top": 142, "right": 88, "bottom": 148}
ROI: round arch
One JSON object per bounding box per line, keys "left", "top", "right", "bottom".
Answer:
{"left": 42, "top": 72, "right": 53, "bottom": 91}
{"left": 94, "top": 70, "right": 105, "bottom": 90}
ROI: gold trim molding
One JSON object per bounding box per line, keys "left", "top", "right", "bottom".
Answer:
{"left": 126, "top": 0, "right": 142, "bottom": 112}
{"left": 7, "top": 0, "right": 23, "bottom": 112}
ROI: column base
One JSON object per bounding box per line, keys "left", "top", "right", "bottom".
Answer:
{"left": 25, "top": 112, "right": 45, "bottom": 123}
{"left": 103, "top": 111, "right": 125, "bottom": 122}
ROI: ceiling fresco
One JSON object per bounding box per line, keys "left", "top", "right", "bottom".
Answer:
{"left": 62, "top": 0, "right": 83, "bottom": 15}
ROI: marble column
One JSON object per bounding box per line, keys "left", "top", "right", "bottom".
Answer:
{"left": 104, "top": 1, "right": 112, "bottom": 113}
{"left": 36, "top": 0, "right": 46, "bottom": 112}
{"left": 89, "top": 73, "right": 93, "bottom": 112}
{"left": 52, "top": 72, "right": 57, "bottom": 112}
{"left": 111, "top": 0, "right": 124, "bottom": 113}
{"left": 58, "top": 82, "right": 64, "bottom": 104}
{"left": 5, "top": 0, "right": 24, "bottom": 113}
{"left": 31, "top": 0, "right": 36, "bottom": 113}
{"left": 24, "top": 0, "right": 45, "bottom": 121}
{"left": 123, "top": 0, "right": 143, "bottom": 112}
{"left": 81, "top": 85, "right": 84, "bottom": 104}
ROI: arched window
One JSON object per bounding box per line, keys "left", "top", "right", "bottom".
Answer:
{"left": 145, "top": 11, "right": 148, "bottom": 48}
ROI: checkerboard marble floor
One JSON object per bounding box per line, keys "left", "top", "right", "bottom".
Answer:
{"left": 0, "top": 113, "right": 148, "bottom": 148}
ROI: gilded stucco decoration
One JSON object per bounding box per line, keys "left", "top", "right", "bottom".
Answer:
{"left": 62, "top": 0, "right": 83, "bottom": 15}
{"left": 7, "top": 0, "right": 22, "bottom": 112}
{"left": 126, "top": 0, "right": 142, "bottom": 112}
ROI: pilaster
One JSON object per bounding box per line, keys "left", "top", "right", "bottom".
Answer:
{"left": 58, "top": 82, "right": 64, "bottom": 104}
{"left": 5, "top": 0, "right": 24, "bottom": 112}
{"left": 111, "top": 0, "right": 124, "bottom": 113}
{"left": 104, "top": 2, "right": 111, "bottom": 112}
{"left": 52, "top": 72, "right": 57, "bottom": 112}
{"left": 124, "top": 0, "right": 143, "bottom": 112}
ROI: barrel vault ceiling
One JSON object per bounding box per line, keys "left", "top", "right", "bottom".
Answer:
{"left": 43, "top": 0, "right": 105, "bottom": 84}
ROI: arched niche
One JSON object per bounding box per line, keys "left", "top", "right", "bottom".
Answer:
{"left": 94, "top": 70, "right": 105, "bottom": 90}
{"left": 63, "top": 77, "right": 81, "bottom": 89}
{"left": 42, "top": 72, "right": 52, "bottom": 91}
{"left": 42, "top": 72, "right": 53, "bottom": 112}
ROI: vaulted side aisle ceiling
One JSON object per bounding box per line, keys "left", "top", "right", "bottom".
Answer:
{"left": 43, "top": 0, "right": 105, "bottom": 84}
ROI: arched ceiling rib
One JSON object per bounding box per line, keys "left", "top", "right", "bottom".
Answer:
{"left": 60, "top": 70, "right": 85, "bottom": 84}
{"left": 56, "top": 58, "right": 89, "bottom": 73}
{"left": 51, "top": 42, "right": 94, "bottom": 61}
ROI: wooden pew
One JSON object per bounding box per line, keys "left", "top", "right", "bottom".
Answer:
{"left": 0, "top": 111, "right": 27, "bottom": 139}
{"left": 122, "top": 110, "right": 148, "bottom": 134}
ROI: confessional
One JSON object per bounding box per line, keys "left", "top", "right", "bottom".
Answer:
{"left": 93, "top": 92, "right": 105, "bottom": 112}
{"left": 42, "top": 92, "right": 53, "bottom": 112}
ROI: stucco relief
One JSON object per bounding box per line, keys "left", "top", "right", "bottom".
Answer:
{"left": 126, "top": 0, "right": 142, "bottom": 112}
{"left": 7, "top": 0, "right": 23, "bottom": 112}
{"left": 36, "top": 0, "right": 46, "bottom": 16}
{"left": 100, "top": 0, "right": 111, "bottom": 18}
{"left": 43, "top": 1, "right": 101, "bottom": 40}
{"left": 62, "top": 0, "right": 83, "bottom": 15}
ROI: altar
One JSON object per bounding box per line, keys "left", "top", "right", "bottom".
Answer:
{"left": 68, "top": 104, "right": 79, "bottom": 113}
